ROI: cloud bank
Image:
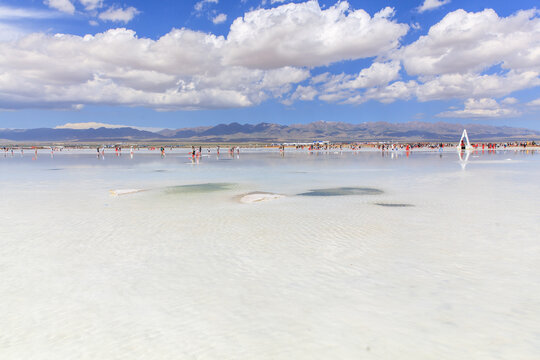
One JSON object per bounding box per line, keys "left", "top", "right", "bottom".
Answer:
{"left": 0, "top": 1, "right": 538, "bottom": 118}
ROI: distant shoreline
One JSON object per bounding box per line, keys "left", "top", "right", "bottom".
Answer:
{"left": 2, "top": 142, "right": 539, "bottom": 150}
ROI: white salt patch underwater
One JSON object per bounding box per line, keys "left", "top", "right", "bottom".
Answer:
{"left": 239, "top": 192, "right": 285, "bottom": 203}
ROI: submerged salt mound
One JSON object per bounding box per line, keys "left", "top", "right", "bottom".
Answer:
{"left": 298, "top": 187, "right": 383, "bottom": 197}
{"left": 165, "top": 182, "right": 235, "bottom": 195}
{"left": 109, "top": 189, "right": 145, "bottom": 196}
{"left": 374, "top": 203, "right": 414, "bottom": 207}
{"left": 239, "top": 192, "right": 285, "bottom": 204}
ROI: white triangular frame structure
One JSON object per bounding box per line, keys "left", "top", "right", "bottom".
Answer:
{"left": 457, "top": 129, "right": 473, "bottom": 150}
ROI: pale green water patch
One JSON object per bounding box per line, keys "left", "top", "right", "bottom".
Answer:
{"left": 298, "top": 187, "right": 383, "bottom": 197}
{"left": 164, "top": 182, "right": 236, "bottom": 195}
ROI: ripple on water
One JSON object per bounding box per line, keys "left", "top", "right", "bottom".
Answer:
{"left": 298, "top": 187, "right": 383, "bottom": 196}
{"left": 164, "top": 183, "right": 235, "bottom": 195}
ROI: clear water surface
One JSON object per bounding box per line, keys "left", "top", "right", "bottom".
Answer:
{"left": 1, "top": 148, "right": 539, "bottom": 359}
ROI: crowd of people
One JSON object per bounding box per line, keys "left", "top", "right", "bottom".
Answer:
{"left": 3, "top": 140, "right": 539, "bottom": 160}
{"left": 273, "top": 141, "right": 540, "bottom": 152}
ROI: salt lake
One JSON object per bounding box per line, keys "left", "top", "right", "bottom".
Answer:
{"left": 1, "top": 148, "right": 539, "bottom": 359}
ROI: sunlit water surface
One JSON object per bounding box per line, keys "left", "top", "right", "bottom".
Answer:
{"left": 1, "top": 148, "right": 539, "bottom": 359}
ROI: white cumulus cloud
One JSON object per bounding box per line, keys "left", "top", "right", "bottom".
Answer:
{"left": 297, "top": 61, "right": 402, "bottom": 104}
{"left": 501, "top": 97, "right": 518, "bottom": 105}
{"left": 283, "top": 85, "right": 318, "bottom": 105}
{"left": 212, "top": 13, "right": 227, "bottom": 24}
{"left": 415, "top": 71, "right": 540, "bottom": 101}
{"left": 345, "top": 80, "right": 418, "bottom": 105}
{"left": 0, "top": 1, "right": 411, "bottom": 111}
{"left": 527, "top": 98, "right": 540, "bottom": 107}
{"left": 98, "top": 6, "right": 140, "bottom": 24}
{"left": 417, "top": 0, "right": 450, "bottom": 14}
{"left": 44, "top": 0, "right": 75, "bottom": 14}
{"left": 79, "top": 0, "right": 103, "bottom": 11}
{"left": 0, "top": 27, "right": 310, "bottom": 110}
{"left": 437, "top": 98, "right": 521, "bottom": 118}
{"left": 224, "top": 1, "right": 408, "bottom": 69}
{"left": 400, "top": 8, "right": 540, "bottom": 76}
{"left": 330, "top": 8, "right": 540, "bottom": 107}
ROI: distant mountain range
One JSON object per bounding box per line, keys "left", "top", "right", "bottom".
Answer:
{"left": 0, "top": 127, "right": 163, "bottom": 142}
{"left": 1, "top": 121, "right": 539, "bottom": 143}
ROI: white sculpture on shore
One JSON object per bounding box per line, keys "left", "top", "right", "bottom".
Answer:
{"left": 457, "top": 129, "right": 473, "bottom": 151}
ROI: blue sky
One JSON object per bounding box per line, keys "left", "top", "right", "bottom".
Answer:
{"left": 0, "top": 0, "right": 539, "bottom": 130}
